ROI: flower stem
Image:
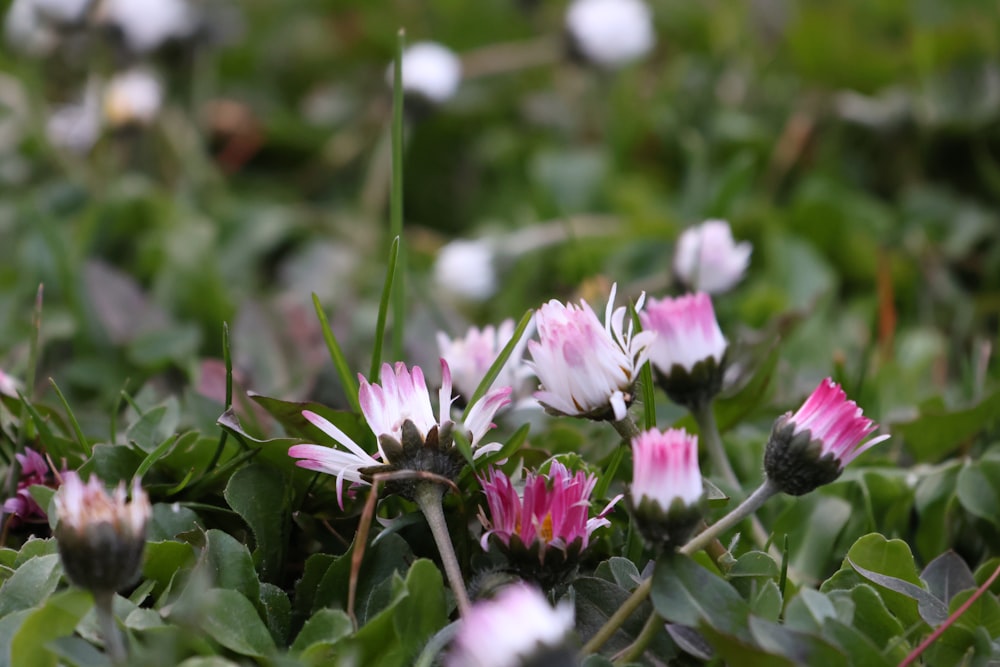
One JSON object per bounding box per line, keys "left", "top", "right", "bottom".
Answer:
{"left": 692, "top": 401, "right": 772, "bottom": 551}
{"left": 611, "top": 415, "right": 640, "bottom": 443}
{"left": 581, "top": 478, "right": 780, "bottom": 657}
{"left": 414, "top": 482, "right": 471, "bottom": 616}
{"left": 94, "top": 590, "right": 126, "bottom": 665}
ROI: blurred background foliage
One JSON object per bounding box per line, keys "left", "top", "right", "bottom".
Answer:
{"left": 0, "top": 0, "right": 999, "bottom": 540}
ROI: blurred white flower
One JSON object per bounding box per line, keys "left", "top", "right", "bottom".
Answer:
{"left": 434, "top": 238, "right": 498, "bottom": 302}
{"left": 673, "top": 219, "right": 752, "bottom": 294}
{"left": 565, "top": 0, "right": 655, "bottom": 68}
{"left": 33, "top": 0, "right": 92, "bottom": 23}
{"left": 4, "top": 0, "right": 58, "bottom": 55}
{"left": 437, "top": 318, "right": 534, "bottom": 401}
{"left": 104, "top": 68, "right": 163, "bottom": 126}
{"left": 388, "top": 41, "right": 462, "bottom": 103}
{"left": 47, "top": 82, "right": 101, "bottom": 153}
{"left": 446, "top": 583, "right": 575, "bottom": 667}
{"left": 99, "top": 0, "right": 196, "bottom": 52}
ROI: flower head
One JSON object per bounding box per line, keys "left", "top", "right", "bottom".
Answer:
{"left": 98, "top": 0, "right": 197, "bottom": 53}
{"left": 628, "top": 428, "right": 704, "bottom": 548}
{"left": 673, "top": 220, "right": 752, "bottom": 294}
{"left": 764, "top": 378, "right": 890, "bottom": 496}
{"left": 447, "top": 583, "right": 576, "bottom": 667}
{"left": 289, "top": 360, "right": 512, "bottom": 506}
{"left": 54, "top": 473, "right": 150, "bottom": 594}
{"left": 437, "top": 319, "right": 533, "bottom": 404}
{"left": 640, "top": 292, "right": 727, "bottom": 408}
{"left": 2, "top": 448, "right": 60, "bottom": 528}
{"left": 434, "top": 238, "right": 498, "bottom": 302}
{"left": 389, "top": 41, "right": 462, "bottom": 104}
{"left": 565, "top": 0, "right": 655, "bottom": 69}
{"left": 104, "top": 67, "right": 163, "bottom": 127}
{"left": 478, "top": 462, "right": 617, "bottom": 585}
{"left": 528, "top": 284, "right": 654, "bottom": 422}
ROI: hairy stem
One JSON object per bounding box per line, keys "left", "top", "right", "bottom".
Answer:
{"left": 611, "top": 414, "right": 641, "bottom": 442}
{"left": 94, "top": 590, "right": 126, "bottom": 665}
{"left": 693, "top": 401, "right": 773, "bottom": 551}
{"left": 414, "top": 482, "right": 471, "bottom": 616}
{"left": 582, "top": 478, "right": 780, "bottom": 657}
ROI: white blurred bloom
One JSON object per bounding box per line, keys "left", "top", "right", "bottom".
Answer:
{"left": 0, "top": 369, "right": 20, "bottom": 398}
{"left": 388, "top": 41, "right": 462, "bottom": 103}
{"left": 32, "top": 0, "right": 92, "bottom": 22}
{"left": 47, "top": 82, "right": 101, "bottom": 153}
{"left": 673, "top": 219, "right": 752, "bottom": 294}
{"left": 437, "top": 319, "right": 532, "bottom": 401}
{"left": 99, "top": 0, "right": 196, "bottom": 52}
{"left": 447, "top": 584, "right": 575, "bottom": 667}
{"left": 565, "top": 0, "right": 655, "bottom": 68}
{"left": 434, "top": 239, "right": 498, "bottom": 302}
{"left": 4, "top": 0, "right": 58, "bottom": 56}
{"left": 104, "top": 68, "right": 163, "bottom": 126}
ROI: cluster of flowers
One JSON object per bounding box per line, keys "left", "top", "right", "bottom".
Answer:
{"left": 4, "top": 0, "right": 236, "bottom": 152}
{"left": 288, "top": 221, "right": 888, "bottom": 665}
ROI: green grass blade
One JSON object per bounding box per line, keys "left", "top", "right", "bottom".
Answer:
{"left": 460, "top": 309, "right": 533, "bottom": 423}
{"left": 629, "top": 302, "right": 656, "bottom": 430}
{"left": 370, "top": 236, "right": 400, "bottom": 380}
{"left": 48, "top": 379, "right": 91, "bottom": 456}
{"left": 312, "top": 294, "right": 361, "bottom": 415}
{"left": 206, "top": 322, "right": 233, "bottom": 474}
{"left": 390, "top": 29, "right": 407, "bottom": 361}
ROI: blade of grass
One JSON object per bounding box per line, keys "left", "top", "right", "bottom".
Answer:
{"left": 48, "top": 379, "right": 91, "bottom": 456}
{"left": 205, "top": 323, "right": 233, "bottom": 473}
{"left": 312, "top": 294, "right": 361, "bottom": 414}
{"left": 11, "top": 285, "right": 44, "bottom": 473}
{"left": 629, "top": 302, "right": 656, "bottom": 429}
{"left": 460, "top": 308, "right": 533, "bottom": 422}
{"left": 390, "top": 28, "right": 406, "bottom": 361}
{"left": 369, "top": 236, "right": 400, "bottom": 380}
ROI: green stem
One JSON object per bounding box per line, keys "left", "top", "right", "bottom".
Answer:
{"left": 692, "top": 401, "right": 772, "bottom": 551}
{"left": 613, "top": 606, "right": 661, "bottom": 665}
{"left": 610, "top": 414, "right": 640, "bottom": 442}
{"left": 94, "top": 590, "right": 126, "bottom": 665}
{"left": 414, "top": 482, "right": 471, "bottom": 616}
{"left": 581, "top": 479, "right": 780, "bottom": 657}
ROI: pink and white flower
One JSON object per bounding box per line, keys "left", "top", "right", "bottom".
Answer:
{"left": 764, "top": 378, "right": 890, "bottom": 495}
{"left": 528, "top": 284, "right": 654, "bottom": 421}
{"left": 437, "top": 319, "right": 533, "bottom": 402}
{"left": 479, "top": 461, "right": 617, "bottom": 556}
{"left": 54, "top": 473, "right": 150, "bottom": 593}
{"left": 640, "top": 293, "right": 726, "bottom": 375}
{"left": 630, "top": 428, "right": 703, "bottom": 510}
{"left": 447, "top": 583, "right": 575, "bottom": 667}
{"left": 289, "top": 360, "right": 512, "bottom": 507}
{"left": 673, "top": 220, "right": 752, "bottom": 294}
{"left": 565, "top": 0, "right": 655, "bottom": 69}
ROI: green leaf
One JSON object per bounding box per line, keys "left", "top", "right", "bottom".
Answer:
{"left": 45, "top": 636, "right": 110, "bottom": 667}
{"left": 751, "top": 580, "right": 784, "bottom": 622}
{"left": 146, "top": 503, "right": 201, "bottom": 542}
{"left": 956, "top": 458, "right": 1000, "bottom": 529}
{"left": 290, "top": 608, "right": 352, "bottom": 654}
{"left": 773, "top": 494, "right": 852, "bottom": 581}
{"left": 260, "top": 582, "right": 291, "bottom": 647}
{"left": 127, "top": 405, "right": 175, "bottom": 454}
{"left": 820, "top": 619, "right": 894, "bottom": 667}
{"left": 0, "top": 554, "right": 62, "bottom": 618}
{"left": 199, "top": 589, "right": 277, "bottom": 658}
{"left": 246, "top": 394, "right": 369, "bottom": 446}
{"left": 197, "top": 529, "right": 260, "bottom": 606}
{"left": 949, "top": 587, "right": 1000, "bottom": 638}
{"left": 79, "top": 444, "right": 143, "bottom": 486}
{"left": 143, "top": 541, "right": 196, "bottom": 601}
{"left": 784, "top": 589, "right": 838, "bottom": 633}
{"left": 312, "top": 293, "right": 361, "bottom": 415}
{"left": 312, "top": 533, "right": 411, "bottom": 621}
{"left": 748, "top": 616, "right": 847, "bottom": 667}
{"left": 461, "top": 308, "right": 533, "bottom": 422}
{"left": 224, "top": 463, "right": 291, "bottom": 583}
{"left": 9, "top": 589, "right": 93, "bottom": 667}
{"left": 846, "top": 542, "right": 948, "bottom": 626}
{"left": 574, "top": 576, "right": 676, "bottom": 658}
{"left": 0, "top": 610, "right": 30, "bottom": 667}
{"left": 843, "top": 584, "right": 909, "bottom": 662}
{"left": 651, "top": 553, "right": 753, "bottom": 643}
{"left": 894, "top": 388, "right": 1000, "bottom": 462}
{"left": 921, "top": 551, "right": 977, "bottom": 605}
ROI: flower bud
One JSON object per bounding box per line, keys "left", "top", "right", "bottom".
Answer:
{"left": 447, "top": 583, "right": 576, "bottom": 667}
{"left": 565, "top": 0, "right": 655, "bottom": 69}
{"left": 640, "top": 292, "right": 727, "bottom": 409}
{"left": 627, "top": 428, "right": 704, "bottom": 549}
{"left": 673, "top": 220, "right": 752, "bottom": 294}
{"left": 764, "top": 378, "right": 890, "bottom": 496}
{"left": 54, "top": 473, "right": 150, "bottom": 594}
